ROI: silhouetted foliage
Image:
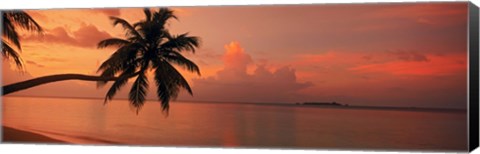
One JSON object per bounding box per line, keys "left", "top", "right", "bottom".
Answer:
{"left": 98, "top": 8, "right": 201, "bottom": 115}
{"left": 2, "top": 11, "right": 43, "bottom": 69}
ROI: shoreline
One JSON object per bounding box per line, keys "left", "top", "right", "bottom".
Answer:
{"left": 2, "top": 126, "right": 69, "bottom": 144}
{"left": 2, "top": 126, "right": 125, "bottom": 145}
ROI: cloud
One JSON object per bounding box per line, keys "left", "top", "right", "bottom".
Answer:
{"left": 23, "top": 23, "right": 112, "bottom": 48}
{"left": 40, "top": 57, "right": 66, "bottom": 62}
{"left": 26, "top": 60, "right": 45, "bottom": 68}
{"left": 222, "top": 42, "right": 252, "bottom": 71}
{"left": 72, "top": 24, "right": 112, "bottom": 47}
{"left": 349, "top": 53, "right": 466, "bottom": 76}
{"left": 186, "top": 42, "right": 313, "bottom": 103}
{"left": 389, "top": 51, "right": 429, "bottom": 62}
{"left": 285, "top": 49, "right": 466, "bottom": 108}
{"left": 216, "top": 42, "right": 253, "bottom": 81}
{"left": 93, "top": 9, "right": 121, "bottom": 16}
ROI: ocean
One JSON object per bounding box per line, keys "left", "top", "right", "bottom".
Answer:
{"left": 1, "top": 96, "right": 468, "bottom": 151}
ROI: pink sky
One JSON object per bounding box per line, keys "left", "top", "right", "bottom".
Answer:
{"left": 2, "top": 2, "right": 469, "bottom": 108}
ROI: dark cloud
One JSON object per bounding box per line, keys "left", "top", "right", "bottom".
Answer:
{"left": 390, "top": 51, "right": 430, "bottom": 62}
{"left": 23, "top": 24, "right": 112, "bottom": 48}
{"left": 365, "top": 50, "right": 430, "bottom": 63}
{"left": 26, "top": 60, "right": 45, "bottom": 68}
{"left": 73, "top": 24, "right": 112, "bottom": 47}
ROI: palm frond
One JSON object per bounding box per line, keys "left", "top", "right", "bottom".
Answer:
{"left": 143, "top": 8, "right": 152, "bottom": 22}
{"left": 154, "top": 60, "right": 194, "bottom": 114}
{"left": 136, "top": 8, "right": 177, "bottom": 41}
{"left": 7, "top": 11, "right": 43, "bottom": 32}
{"left": 97, "top": 43, "right": 143, "bottom": 87}
{"left": 97, "top": 44, "right": 142, "bottom": 73}
{"left": 161, "top": 51, "right": 201, "bottom": 75}
{"left": 104, "top": 77, "right": 129, "bottom": 104}
{"left": 96, "top": 46, "right": 141, "bottom": 87}
{"left": 97, "top": 38, "right": 130, "bottom": 49}
{"left": 1, "top": 41, "right": 23, "bottom": 68}
{"left": 154, "top": 68, "right": 174, "bottom": 114}
{"left": 96, "top": 68, "right": 115, "bottom": 88}
{"left": 153, "top": 8, "right": 178, "bottom": 24}
{"left": 103, "top": 66, "right": 137, "bottom": 104}
{"left": 129, "top": 71, "right": 149, "bottom": 114}
{"left": 2, "top": 16, "right": 22, "bottom": 50}
{"left": 2, "top": 11, "right": 42, "bottom": 69}
{"left": 135, "top": 15, "right": 165, "bottom": 43}
{"left": 110, "top": 16, "right": 143, "bottom": 40}
{"left": 160, "top": 32, "right": 200, "bottom": 53}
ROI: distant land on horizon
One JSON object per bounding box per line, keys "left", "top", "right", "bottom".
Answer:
{"left": 4, "top": 95, "right": 467, "bottom": 112}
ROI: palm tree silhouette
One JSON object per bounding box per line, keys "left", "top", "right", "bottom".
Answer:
{"left": 98, "top": 8, "right": 201, "bottom": 114}
{"left": 2, "top": 11, "right": 43, "bottom": 69}
{"left": 3, "top": 8, "right": 201, "bottom": 114}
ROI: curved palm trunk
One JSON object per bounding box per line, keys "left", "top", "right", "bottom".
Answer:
{"left": 2, "top": 73, "right": 136, "bottom": 95}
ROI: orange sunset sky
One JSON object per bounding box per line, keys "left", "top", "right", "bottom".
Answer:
{"left": 2, "top": 2, "right": 469, "bottom": 109}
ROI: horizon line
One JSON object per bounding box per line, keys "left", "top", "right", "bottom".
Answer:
{"left": 3, "top": 94, "right": 468, "bottom": 111}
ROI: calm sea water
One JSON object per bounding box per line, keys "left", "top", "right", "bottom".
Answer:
{"left": 2, "top": 96, "right": 467, "bottom": 151}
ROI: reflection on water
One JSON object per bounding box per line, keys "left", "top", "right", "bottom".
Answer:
{"left": 2, "top": 96, "right": 467, "bottom": 151}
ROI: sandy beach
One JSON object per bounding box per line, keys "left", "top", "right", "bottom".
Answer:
{"left": 2, "top": 126, "right": 68, "bottom": 144}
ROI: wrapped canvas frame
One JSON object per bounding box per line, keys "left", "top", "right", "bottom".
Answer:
{"left": 0, "top": 1, "right": 479, "bottom": 153}
{"left": 468, "top": 2, "right": 479, "bottom": 152}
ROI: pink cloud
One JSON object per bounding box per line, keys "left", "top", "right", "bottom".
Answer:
{"left": 185, "top": 41, "right": 313, "bottom": 103}
{"left": 216, "top": 42, "right": 254, "bottom": 80}
{"left": 388, "top": 51, "right": 429, "bottom": 62}
{"left": 284, "top": 49, "right": 466, "bottom": 108}
{"left": 349, "top": 53, "right": 466, "bottom": 76}
{"left": 23, "top": 23, "right": 111, "bottom": 48}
